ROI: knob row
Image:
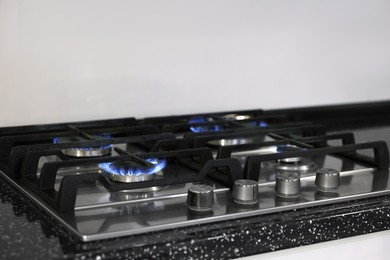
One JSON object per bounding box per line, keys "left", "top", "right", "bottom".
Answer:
{"left": 187, "top": 168, "right": 340, "bottom": 211}
{"left": 187, "top": 180, "right": 260, "bottom": 212}
{"left": 275, "top": 168, "right": 340, "bottom": 198}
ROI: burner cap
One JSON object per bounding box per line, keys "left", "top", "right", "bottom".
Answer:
{"left": 187, "top": 116, "right": 222, "bottom": 133}
{"left": 266, "top": 144, "right": 315, "bottom": 171}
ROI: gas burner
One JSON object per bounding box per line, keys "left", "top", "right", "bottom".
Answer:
{"left": 190, "top": 125, "right": 221, "bottom": 133}
{"left": 53, "top": 136, "right": 112, "bottom": 157}
{"left": 275, "top": 144, "right": 303, "bottom": 163}
{"left": 263, "top": 144, "right": 316, "bottom": 172}
{"left": 188, "top": 116, "right": 221, "bottom": 133}
{"left": 264, "top": 158, "right": 316, "bottom": 172}
{"left": 221, "top": 114, "right": 269, "bottom": 128}
{"left": 99, "top": 158, "right": 167, "bottom": 183}
{"left": 188, "top": 116, "right": 213, "bottom": 123}
{"left": 248, "top": 120, "right": 268, "bottom": 127}
{"left": 207, "top": 137, "right": 255, "bottom": 147}
{"left": 221, "top": 114, "right": 253, "bottom": 120}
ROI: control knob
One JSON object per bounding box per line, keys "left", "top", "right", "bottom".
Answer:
{"left": 315, "top": 168, "right": 340, "bottom": 192}
{"left": 275, "top": 172, "right": 300, "bottom": 198}
{"left": 187, "top": 185, "right": 214, "bottom": 212}
{"left": 232, "top": 179, "right": 259, "bottom": 205}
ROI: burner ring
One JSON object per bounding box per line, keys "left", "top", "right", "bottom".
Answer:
{"left": 99, "top": 159, "right": 167, "bottom": 183}
{"left": 109, "top": 172, "right": 155, "bottom": 183}
{"left": 207, "top": 138, "right": 256, "bottom": 147}
{"left": 277, "top": 156, "right": 303, "bottom": 163}
{"left": 264, "top": 158, "right": 316, "bottom": 172}
{"left": 62, "top": 146, "right": 112, "bottom": 157}
{"left": 54, "top": 136, "right": 112, "bottom": 157}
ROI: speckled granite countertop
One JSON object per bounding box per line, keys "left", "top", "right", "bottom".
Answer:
{"left": 1, "top": 176, "right": 390, "bottom": 260}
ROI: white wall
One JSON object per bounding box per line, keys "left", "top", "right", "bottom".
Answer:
{"left": 1, "top": 0, "right": 390, "bottom": 126}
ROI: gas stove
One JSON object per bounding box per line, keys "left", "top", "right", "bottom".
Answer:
{"left": 1, "top": 101, "right": 390, "bottom": 258}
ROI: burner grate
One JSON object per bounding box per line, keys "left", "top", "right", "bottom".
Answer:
{"left": 16, "top": 147, "right": 242, "bottom": 211}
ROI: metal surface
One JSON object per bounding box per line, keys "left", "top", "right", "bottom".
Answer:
{"left": 1, "top": 162, "right": 390, "bottom": 242}
{"left": 1, "top": 101, "right": 390, "bottom": 255}
{"left": 3, "top": 165, "right": 390, "bottom": 242}
{"left": 0, "top": 149, "right": 389, "bottom": 242}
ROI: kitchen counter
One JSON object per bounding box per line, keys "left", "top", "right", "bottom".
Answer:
{"left": 244, "top": 230, "right": 390, "bottom": 260}
{"left": 2, "top": 176, "right": 390, "bottom": 260}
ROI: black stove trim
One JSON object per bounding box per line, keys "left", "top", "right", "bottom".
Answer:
{"left": 265, "top": 100, "right": 390, "bottom": 130}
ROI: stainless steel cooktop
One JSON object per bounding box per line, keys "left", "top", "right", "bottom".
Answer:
{"left": 0, "top": 104, "right": 389, "bottom": 242}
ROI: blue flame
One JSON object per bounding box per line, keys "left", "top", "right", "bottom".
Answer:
{"left": 188, "top": 117, "right": 210, "bottom": 124}
{"left": 276, "top": 144, "right": 306, "bottom": 153}
{"left": 248, "top": 120, "right": 268, "bottom": 128}
{"left": 53, "top": 134, "right": 112, "bottom": 150}
{"left": 259, "top": 121, "right": 268, "bottom": 127}
{"left": 188, "top": 116, "right": 221, "bottom": 132}
{"left": 99, "top": 158, "right": 167, "bottom": 176}
{"left": 190, "top": 125, "right": 221, "bottom": 133}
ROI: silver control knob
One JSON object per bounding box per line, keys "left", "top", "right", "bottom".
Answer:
{"left": 275, "top": 172, "right": 300, "bottom": 198}
{"left": 315, "top": 168, "right": 340, "bottom": 192}
{"left": 187, "top": 185, "right": 214, "bottom": 212}
{"left": 233, "top": 179, "right": 259, "bottom": 205}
